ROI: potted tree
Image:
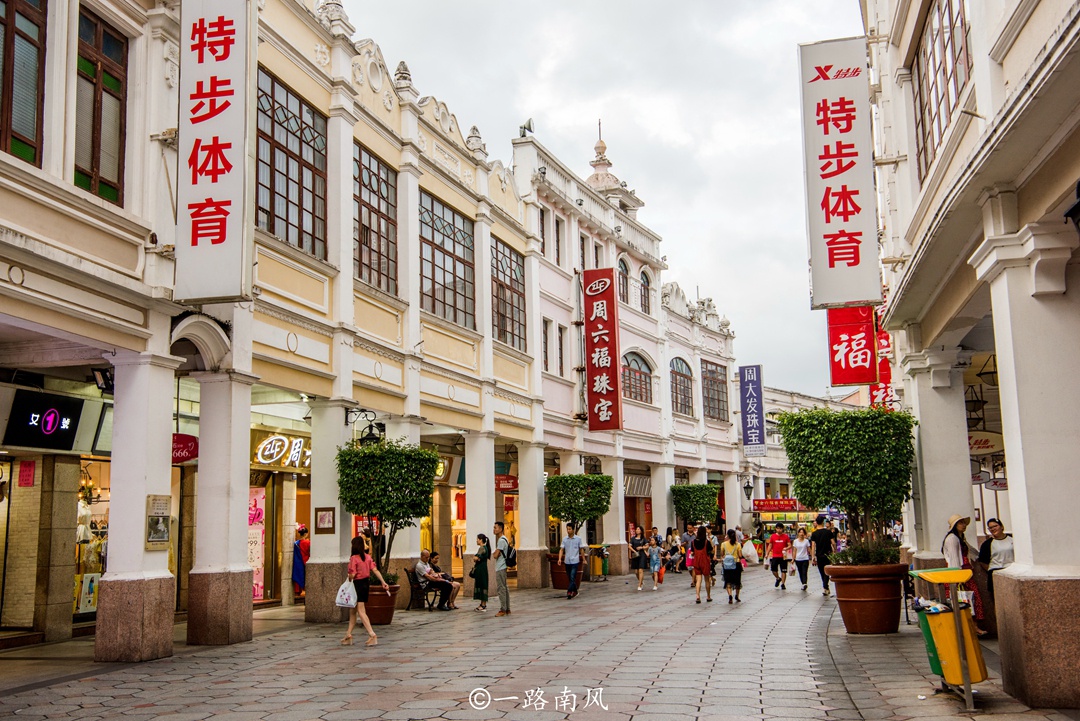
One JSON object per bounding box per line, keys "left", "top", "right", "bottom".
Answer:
{"left": 670, "top": 484, "right": 721, "bottom": 529}
{"left": 336, "top": 436, "right": 440, "bottom": 625}
{"left": 545, "top": 474, "right": 613, "bottom": 588}
{"left": 777, "top": 407, "right": 915, "bottom": 634}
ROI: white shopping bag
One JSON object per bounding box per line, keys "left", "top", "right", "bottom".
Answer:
{"left": 335, "top": 580, "right": 357, "bottom": 608}
{"left": 742, "top": 540, "right": 759, "bottom": 564}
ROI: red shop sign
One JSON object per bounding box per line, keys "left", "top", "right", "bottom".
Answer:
{"left": 172, "top": 433, "right": 200, "bottom": 464}
{"left": 826, "top": 306, "right": 877, "bottom": 386}
{"left": 495, "top": 474, "right": 518, "bottom": 492}
{"left": 583, "top": 268, "right": 623, "bottom": 431}
{"left": 753, "top": 498, "right": 801, "bottom": 512}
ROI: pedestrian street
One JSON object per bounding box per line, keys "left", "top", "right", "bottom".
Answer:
{"left": 0, "top": 567, "right": 1069, "bottom": 721}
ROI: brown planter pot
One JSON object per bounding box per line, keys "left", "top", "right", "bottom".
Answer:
{"left": 547, "top": 554, "right": 569, "bottom": 590}
{"left": 364, "top": 584, "right": 400, "bottom": 626}
{"left": 826, "top": 563, "right": 907, "bottom": 634}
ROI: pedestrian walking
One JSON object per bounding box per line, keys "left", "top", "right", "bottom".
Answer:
{"left": 719, "top": 529, "right": 743, "bottom": 603}
{"left": 792, "top": 527, "right": 811, "bottom": 591}
{"left": 942, "top": 514, "right": 986, "bottom": 635}
{"left": 341, "top": 535, "right": 390, "bottom": 647}
{"left": 630, "top": 525, "right": 648, "bottom": 590}
{"left": 691, "top": 526, "right": 714, "bottom": 603}
{"left": 764, "top": 523, "right": 791, "bottom": 590}
{"left": 977, "top": 518, "right": 1014, "bottom": 600}
{"left": 680, "top": 523, "right": 697, "bottom": 580}
{"left": 810, "top": 515, "right": 835, "bottom": 596}
{"left": 558, "top": 523, "right": 587, "bottom": 599}
{"left": 472, "top": 534, "right": 490, "bottom": 611}
{"left": 647, "top": 536, "right": 665, "bottom": 590}
{"left": 493, "top": 521, "right": 512, "bottom": 616}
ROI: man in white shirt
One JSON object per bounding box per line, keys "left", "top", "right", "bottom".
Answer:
{"left": 415, "top": 550, "right": 452, "bottom": 611}
{"left": 558, "top": 524, "right": 588, "bottom": 599}
{"left": 735, "top": 525, "right": 745, "bottom": 544}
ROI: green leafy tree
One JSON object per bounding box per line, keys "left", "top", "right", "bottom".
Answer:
{"left": 336, "top": 437, "right": 441, "bottom": 576}
{"left": 670, "top": 484, "right": 720, "bottom": 525}
{"left": 776, "top": 407, "right": 915, "bottom": 541}
{"left": 545, "top": 474, "right": 613, "bottom": 542}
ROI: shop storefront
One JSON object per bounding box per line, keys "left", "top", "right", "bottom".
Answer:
{"left": 753, "top": 498, "right": 819, "bottom": 529}
{"left": 249, "top": 429, "right": 311, "bottom": 604}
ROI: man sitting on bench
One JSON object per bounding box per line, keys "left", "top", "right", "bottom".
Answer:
{"left": 415, "top": 549, "right": 454, "bottom": 611}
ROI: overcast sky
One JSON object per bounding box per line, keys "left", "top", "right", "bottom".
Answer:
{"left": 342, "top": 1, "right": 866, "bottom": 397}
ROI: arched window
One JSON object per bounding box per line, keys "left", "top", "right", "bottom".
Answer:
{"left": 670, "top": 357, "right": 694, "bottom": 416}
{"left": 640, "top": 271, "right": 651, "bottom": 314}
{"left": 617, "top": 259, "right": 630, "bottom": 304}
{"left": 621, "top": 352, "right": 653, "bottom": 404}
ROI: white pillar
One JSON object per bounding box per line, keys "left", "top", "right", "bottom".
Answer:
{"left": 559, "top": 451, "right": 583, "bottom": 475}
{"left": 651, "top": 463, "right": 675, "bottom": 534}
{"left": 464, "top": 431, "right": 498, "bottom": 559}
{"left": 95, "top": 351, "right": 181, "bottom": 662}
{"left": 688, "top": 467, "right": 707, "bottom": 485}
{"left": 601, "top": 456, "right": 627, "bottom": 575}
{"left": 304, "top": 399, "right": 354, "bottom": 622}
{"left": 515, "top": 441, "right": 547, "bottom": 588}
{"left": 902, "top": 348, "right": 976, "bottom": 564}
{"left": 187, "top": 370, "right": 257, "bottom": 645}
{"left": 969, "top": 222, "right": 1080, "bottom": 708}
{"left": 724, "top": 472, "right": 748, "bottom": 535}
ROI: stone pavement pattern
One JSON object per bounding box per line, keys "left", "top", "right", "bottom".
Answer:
{"left": 0, "top": 567, "right": 1071, "bottom": 720}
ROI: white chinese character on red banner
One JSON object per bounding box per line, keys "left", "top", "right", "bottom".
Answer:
{"left": 189, "top": 76, "right": 234, "bottom": 123}
{"left": 190, "top": 16, "right": 235, "bottom": 64}
{"left": 188, "top": 197, "right": 232, "bottom": 245}
{"left": 590, "top": 326, "right": 609, "bottom": 344}
{"left": 592, "top": 374, "right": 613, "bottom": 394}
{"left": 593, "top": 399, "right": 613, "bottom": 422}
{"left": 832, "top": 332, "right": 873, "bottom": 369}
{"left": 590, "top": 347, "right": 611, "bottom": 368}
{"left": 590, "top": 300, "right": 609, "bottom": 322}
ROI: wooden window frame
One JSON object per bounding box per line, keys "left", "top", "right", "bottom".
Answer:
{"left": 913, "top": 0, "right": 972, "bottom": 182}
{"left": 640, "top": 271, "right": 652, "bottom": 315}
{"left": 74, "top": 6, "right": 127, "bottom": 204}
{"left": 256, "top": 66, "right": 328, "bottom": 259}
{"left": 353, "top": 142, "right": 398, "bottom": 295}
{"left": 617, "top": 259, "right": 629, "bottom": 304}
{"left": 557, "top": 325, "right": 566, "bottom": 377}
{"left": 621, "top": 352, "right": 653, "bottom": 404}
{"left": 670, "top": 357, "right": 694, "bottom": 417}
{"left": 701, "top": 360, "right": 729, "bottom": 422}
{"left": 554, "top": 217, "right": 562, "bottom": 265}
{"left": 539, "top": 207, "right": 546, "bottom": 257}
{"left": 542, "top": 319, "right": 550, "bottom": 372}
{"left": 492, "top": 236, "right": 527, "bottom": 352}
{"left": 0, "top": 0, "right": 47, "bottom": 166}
{"left": 419, "top": 191, "right": 476, "bottom": 330}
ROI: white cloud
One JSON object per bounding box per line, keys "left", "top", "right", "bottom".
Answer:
{"left": 342, "top": 0, "right": 864, "bottom": 395}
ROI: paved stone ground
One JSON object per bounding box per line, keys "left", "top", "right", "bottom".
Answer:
{"left": 0, "top": 566, "right": 1072, "bottom": 720}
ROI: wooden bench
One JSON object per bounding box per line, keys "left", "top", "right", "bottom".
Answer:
{"left": 404, "top": 567, "right": 438, "bottom": 611}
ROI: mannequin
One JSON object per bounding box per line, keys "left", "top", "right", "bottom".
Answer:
{"left": 76, "top": 498, "right": 92, "bottom": 543}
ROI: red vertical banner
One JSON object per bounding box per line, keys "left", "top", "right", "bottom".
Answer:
{"left": 583, "top": 269, "right": 623, "bottom": 431}
{"left": 870, "top": 309, "right": 899, "bottom": 407}
{"left": 826, "top": 306, "right": 877, "bottom": 386}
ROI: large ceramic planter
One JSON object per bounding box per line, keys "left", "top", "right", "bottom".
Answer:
{"left": 546, "top": 553, "right": 570, "bottom": 590}
{"left": 364, "top": 584, "right": 400, "bottom": 626}
{"left": 826, "top": 563, "right": 907, "bottom": 634}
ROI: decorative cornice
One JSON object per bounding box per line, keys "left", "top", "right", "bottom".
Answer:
{"left": 353, "top": 338, "right": 405, "bottom": 363}
{"left": 969, "top": 223, "right": 1079, "bottom": 295}
{"left": 254, "top": 301, "right": 335, "bottom": 338}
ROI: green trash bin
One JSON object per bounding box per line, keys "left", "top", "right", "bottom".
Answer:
{"left": 917, "top": 610, "right": 944, "bottom": 677}
{"left": 601, "top": 544, "right": 609, "bottom": 575}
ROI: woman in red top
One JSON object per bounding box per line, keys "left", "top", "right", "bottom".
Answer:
{"left": 342, "top": 535, "right": 390, "bottom": 647}
{"left": 691, "top": 526, "right": 715, "bottom": 604}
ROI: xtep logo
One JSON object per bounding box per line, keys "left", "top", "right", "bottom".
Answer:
{"left": 809, "top": 65, "right": 862, "bottom": 82}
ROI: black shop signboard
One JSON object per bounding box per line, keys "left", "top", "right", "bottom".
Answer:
{"left": 3, "top": 390, "right": 84, "bottom": 451}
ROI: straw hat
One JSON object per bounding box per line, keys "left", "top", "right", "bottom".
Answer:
{"left": 947, "top": 514, "right": 970, "bottom": 530}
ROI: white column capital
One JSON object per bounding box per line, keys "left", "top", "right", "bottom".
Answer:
{"left": 190, "top": 369, "right": 259, "bottom": 386}
{"left": 969, "top": 223, "right": 1079, "bottom": 295}
{"left": 108, "top": 350, "right": 184, "bottom": 371}
{"left": 901, "top": 347, "right": 966, "bottom": 388}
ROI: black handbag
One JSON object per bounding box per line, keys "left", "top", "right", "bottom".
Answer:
{"left": 468, "top": 567, "right": 476, "bottom": 579}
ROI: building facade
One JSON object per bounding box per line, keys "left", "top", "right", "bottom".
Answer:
{"left": 861, "top": 0, "right": 1080, "bottom": 707}
{"left": 0, "top": 0, "right": 836, "bottom": 664}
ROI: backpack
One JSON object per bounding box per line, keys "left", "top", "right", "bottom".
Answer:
{"left": 723, "top": 554, "right": 737, "bottom": 570}
{"left": 499, "top": 537, "right": 517, "bottom": 568}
